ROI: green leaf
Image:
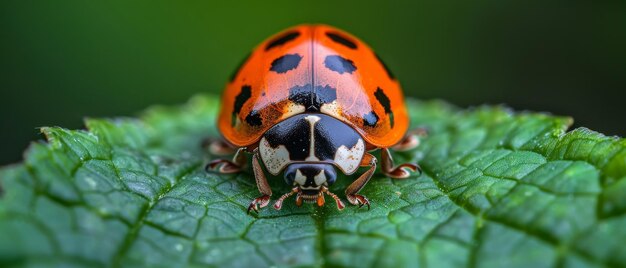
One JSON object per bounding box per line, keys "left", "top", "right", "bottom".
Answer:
{"left": 1, "top": 95, "right": 626, "bottom": 268}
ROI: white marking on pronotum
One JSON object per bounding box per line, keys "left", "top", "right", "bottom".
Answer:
{"left": 314, "top": 170, "right": 326, "bottom": 186}
{"left": 294, "top": 169, "right": 307, "bottom": 186}
{"left": 259, "top": 137, "right": 291, "bottom": 175}
{"left": 334, "top": 138, "right": 365, "bottom": 174}
{"left": 282, "top": 102, "right": 306, "bottom": 119}
{"left": 304, "top": 115, "right": 321, "bottom": 161}
{"left": 320, "top": 100, "right": 341, "bottom": 118}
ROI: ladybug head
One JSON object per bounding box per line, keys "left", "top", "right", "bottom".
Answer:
{"left": 284, "top": 163, "right": 336, "bottom": 199}
{"left": 273, "top": 163, "right": 345, "bottom": 210}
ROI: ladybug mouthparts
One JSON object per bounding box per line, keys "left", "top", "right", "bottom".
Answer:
{"left": 273, "top": 186, "right": 345, "bottom": 211}
{"left": 272, "top": 163, "right": 345, "bottom": 210}
{"left": 299, "top": 189, "right": 321, "bottom": 203}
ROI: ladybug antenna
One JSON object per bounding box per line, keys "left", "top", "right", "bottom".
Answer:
{"left": 273, "top": 187, "right": 299, "bottom": 210}
{"left": 321, "top": 186, "right": 345, "bottom": 210}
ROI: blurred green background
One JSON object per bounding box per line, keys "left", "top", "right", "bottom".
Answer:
{"left": 1, "top": 1, "right": 625, "bottom": 165}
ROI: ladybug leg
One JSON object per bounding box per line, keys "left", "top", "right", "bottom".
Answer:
{"left": 391, "top": 127, "right": 428, "bottom": 152}
{"left": 247, "top": 150, "right": 272, "bottom": 214}
{"left": 205, "top": 148, "right": 247, "bottom": 174}
{"left": 208, "top": 139, "right": 237, "bottom": 155}
{"left": 203, "top": 138, "right": 237, "bottom": 155}
{"left": 345, "top": 153, "right": 377, "bottom": 210}
{"left": 381, "top": 148, "right": 421, "bottom": 179}
{"left": 273, "top": 187, "right": 299, "bottom": 210}
{"left": 321, "top": 186, "right": 345, "bottom": 210}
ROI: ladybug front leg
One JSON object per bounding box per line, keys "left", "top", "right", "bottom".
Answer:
{"left": 247, "top": 149, "right": 272, "bottom": 214}
{"left": 381, "top": 148, "right": 421, "bottom": 179}
{"left": 345, "top": 153, "right": 377, "bottom": 210}
{"left": 206, "top": 147, "right": 247, "bottom": 173}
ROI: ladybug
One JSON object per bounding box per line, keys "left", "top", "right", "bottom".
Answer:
{"left": 208, "top": 24, "right": 422, "bottom": 213}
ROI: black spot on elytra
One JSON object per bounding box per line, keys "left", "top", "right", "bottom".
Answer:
{"left": 324, "top": 55, "right": 356, "bottom": 74}
{"left": 229, "top": 52, "right": 251, "bottom": 82}
{"left": 374, "top": 87, "right": 394, "bottom": 128}
{"left": 363, "top": 111, "right": 379, "bottom": 127}
{"left": 265, "top": 31, "right": 300, "bottom": 51}
{"left": 288, "top": 85, "right": 311, "bottom": 107}
{"left": 270, "top": 54, "right": 302, "bottom": 73}
{"left": 326, "top": 32, "right": 357, "bottom": 49}
{"left": 374, "top": 87, "right": 392, "bottom": 114}
{"left": 375, "top": 53, "right": 395, "bottom": 80}
{"left": 245, "top": 110, "right": 263, "bottom": 126}
{"left": 233, "top": 85, "right": 251, "bottom": 115}
{"left": 316, "top": 85, "right": 338, "bottom": 104}
{"left": 288, "top": 84, "right": 337, "bottom": 111}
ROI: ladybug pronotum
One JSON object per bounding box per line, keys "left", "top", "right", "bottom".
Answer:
{"left": 208, "top": 24, "right": 422, "bottom": 213}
